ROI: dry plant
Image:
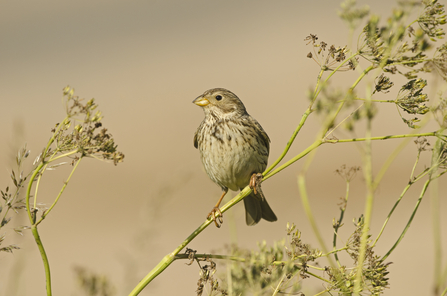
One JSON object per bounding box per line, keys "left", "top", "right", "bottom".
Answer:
{"left": 1, "top": 86, "right": 124, "bottom": 296}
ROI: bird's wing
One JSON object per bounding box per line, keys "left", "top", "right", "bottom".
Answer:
{"left": 193, "top": 128, "right": 199, "bottom": 149}
{"left": 249, "top": 117, "right": 270, "bottom": 153}
{"left": 193, "top": 121, "right": 204, "bottom": 149}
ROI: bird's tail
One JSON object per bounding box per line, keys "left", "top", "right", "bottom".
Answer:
{"left": 243, "top": 192, "right": 277, "bottom": 226}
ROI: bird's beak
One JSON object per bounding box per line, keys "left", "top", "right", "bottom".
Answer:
{"left": 193, "top": 96, "right": 210, "bottom": 106}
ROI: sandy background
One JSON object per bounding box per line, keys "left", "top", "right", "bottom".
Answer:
{"left": 1, "top": 1, "right": 446, "bottom": 295}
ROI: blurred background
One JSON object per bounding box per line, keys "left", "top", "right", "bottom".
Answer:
{"left": 1, "top": 0, "right": 446, "bottom": 295}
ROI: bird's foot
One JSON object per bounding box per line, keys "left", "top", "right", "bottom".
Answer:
{"left": 249, "top": 173, "right": 263, "bottom": 195}
{"left": 207, "top": 207, "right": 223, "bottom": 228}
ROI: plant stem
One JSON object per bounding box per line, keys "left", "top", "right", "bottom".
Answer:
{"left": 441, "top": 284, "right": 447, "bottom": 296}
{"left": 24, "top": 118, "right": 77, "bottom": 296}
{"left": 431, "top": 175, "right": 442, "bottom": 294}
{"left": 264, "top": 140, "right": 322, "bottom": 181}
{"left": 324, "top": 132, "right": 440, "bottom": 143}
{"left": 36, "top": 157, "right": 83, "bottom": 225}
{"left": 128, "top": 189, "right": 254, "bottom": 296}
{"left": 264, "top": 108, "right": 313, "bottom": 175}
{"left": 128, "top": 215, "right": 214, "bottom": 295}
{"left": 353, "top": 80, "right": 374, "bottom": 295}
{"left": 41, "top": 117, "right": 69, "bottom": 161}
{"left": 33, "top": 163, "right": 46, "bottom": 209}
{"left": 31, "top": 225, "right": 52, "bottom": 296}
{"left": 298, "top": 174, "right": 335, "bottom": 267}
{"left": 174, "top": 253, "right": 246, "bottom": 262}
{"left": 321, "top": 64, "right": 374, "bottom": 141}
{"left": 175, "top": 252, "right": 337, "bottom": 272}
{"left": 314, "top": 52, "right": 361, "bottom": 100}
{"left": 382, "top": 179, "right": 430, "bottom": 261}
{"left": 372, "top": 160, "right": 434, "bottom": 247}
{"left": 353, "top": 98, "right": 396, "bottom": 103}
{"left": 430, "top": 137, "right": 445, "bottom": 293}
{"left": 313, "top": 288, "right": 332, "bottom": 296}
{"left": 372, "top": 183, "right": 411, "bottom": 248}
{"left": 48, "top": 150, "right": 79, "bottom": 162}
{"left": 25, "top": 162, "right": 45, "bottom": 223}
{"left": 373, "top": 137, "right": 414, "bottom": 189}
{"left": 333, "top": 181, "right": 350, "bottom": 266}
{"left": 264, "top": 54, "right": 363, "bottom": 177}
{"left": 271, "top": 273, "right": 287, "bottom": 296}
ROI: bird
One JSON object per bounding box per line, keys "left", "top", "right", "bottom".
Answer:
{"left": 193, "top": 88, "right": 277, "bottom": 227}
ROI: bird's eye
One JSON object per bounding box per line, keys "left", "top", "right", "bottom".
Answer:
{"left": 215, "top": 95, "right": 223, "bottom": 101}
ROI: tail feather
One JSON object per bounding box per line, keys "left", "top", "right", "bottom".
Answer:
{"left": 243, "top": 193, "right": 277, "bottom": 226}
{"left": 260, "top": 196, "right": 277, "bottom": 222}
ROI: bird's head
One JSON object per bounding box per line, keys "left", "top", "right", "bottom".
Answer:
{"left": 193, "top": 88, "right": 247, "bottom": 119}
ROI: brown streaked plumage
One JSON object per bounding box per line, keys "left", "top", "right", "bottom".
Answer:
{"left": 193, "top": 88, "right": 277, "bottom": 226}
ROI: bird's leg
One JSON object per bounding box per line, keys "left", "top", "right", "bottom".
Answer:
{"left": 207, "top": 189, "right": 227, "bottom": 228}
{"left": 249, "top": 173, "right": 263, "bottom": 195}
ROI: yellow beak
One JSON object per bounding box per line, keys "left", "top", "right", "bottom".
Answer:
{"left": 193, "top": 96, "right": 210, "bottom": 106}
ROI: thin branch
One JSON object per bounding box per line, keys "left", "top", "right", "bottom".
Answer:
{"left": 298, "top": 174, "right": 335, "bottom": 267}
{"left": 36, "top": 157, "right": 83, "bottom": 225}
{"left": 382, "top": 179, "right": 430, "bottom": 261}
{"left": 324, "top": 132, "right": 442, "bottom": 143}
{"left": 31, "top": 225, "right": 52, "bottom": 296}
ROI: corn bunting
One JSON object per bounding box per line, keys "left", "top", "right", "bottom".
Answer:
{"left": 193, "top": 88, "right": 277, "bottom": 227}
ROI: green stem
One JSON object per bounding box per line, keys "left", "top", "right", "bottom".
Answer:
{"left": 264, "top": 66, "right": 324, "bottom": 177}
{"left": 324, "top": 246, "right": 349, "bottom": 257}
{"left": 353, "top": 98, "right": 396, "bottom": 103}
{"left": 48, "top": 150, "right": 79, "bottom": 162}
{"left": 26, "top": 162, "right": 45, "bottom": 223}
{"left": 129, "top": 187, "right": 255, "bottom": 295}
{"left": 128, "top": 204, "right": 228, "bottom": 295}
{"left": 24, "top": 118, "right": 78, "bottom": 296}
{"left": 31, "top": 225, "right": 52, "bottom": 296}
{"left": 36, "top": 157, "right": 83, "bottom": 225}
{"left": 441, "top": 285, "right": 447, "bottom": 296}
{"left": 264, "top": 54, "right": 362, "bottom": 177}
{"left": 410, "top": 150, "right": 422, "bottom": 180}
{"left": 321, "top": 65, "right": 375, "bottom": 141}
{"left": 372, "top": 162, "right": 434, "bottom": 247}
{"left": 354, "top": 171, "right": 374, "bottom": 294}
{"left": 382, "top": 179, "right": 430, "bottom": 261}
{"left": 132, "top": 177, "right": 344, "bottom": 295}
{"left": 271, "top": 273, "right": 287, "bottom": 296}
{"left": 314, "top": 52, "right": 361, "bottom": 101}
{"left": 431, "top": 175, "right": 442, "bottom": 293}
{"left": 430, "top": 137, "right": 446, "bottom": 293}
{"left": 313, "top": 288, "right": 332, "bottom": 296}
{"left": 41, "top": 117, "right": 69, "bottom": 161}
{"left": 324, "top": 132, "right": 441, "bottom": 143}
{"left": 353, "top": 82, "right": 375, "bottom": 295}
{"left": 306, "top": 271, "right": 332, "bottom": 284}
{"left": 33, "top": 164, "right": 46, "bottom": 209}
{"left": 264, "top": 140, "right": 322, "bottom": 181}
{"left": 264, "top": 108, "right": 313, "bottom": 175}
{"left": 298, "top": 174, "right": 335, "bottom": 267}
{"left": 388, "top": 59, "right": 430, "bottom": 67}
{"left": 372, "top": 184, "right": 411, "bottom": 248}
{"left": 175, "top": 251, "right": 344, "bottom": 271}
{"left": 174, "top": 253, "right": 246, "bottom": 262}
{"left": 313, "top": 69, "right": 325, "bottom": 103}
{"left": 333, "top": 181, "right": 350, "bottom": 266}
{"left": 372, "top": 135, "right": 413, "bottom": 190}
{"left": 33, "top": 149, "right": 78, "bottom": 209}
